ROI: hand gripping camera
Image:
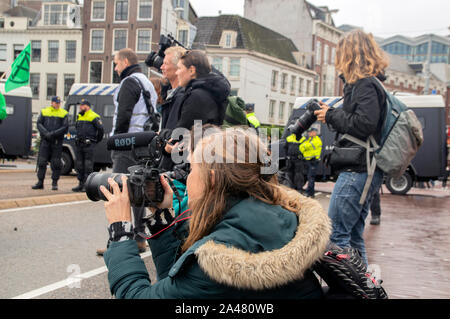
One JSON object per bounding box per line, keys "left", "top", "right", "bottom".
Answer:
{"left": 287, "top": 99, "right": 322, "bottom": 138}
{"left": 85, "top": 132, "right": 165, "bottom": 207}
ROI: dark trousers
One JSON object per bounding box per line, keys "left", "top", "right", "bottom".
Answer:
{"left": 37, "top": 139, "right": 63, "bottom": 183}
{"left": 305, "top": 159, "right": 319, "bottom": 197}
{"left": 286, "top": 158, "right": 305, "bottom": 192}
{"left": 370, "top": 188, "right": 381, "bottom": 218}
{"left": 111, "top": 150, "right": 146, "bottom": 243}
{"left": 75, "top": 143, "right": 95, "bottom": 184}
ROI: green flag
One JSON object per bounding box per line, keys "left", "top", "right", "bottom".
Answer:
{"left": 5, "top": 43, "right": 31, "bottom": 93}
{"left": 0, "top": 92, "right": 6, "bottom": 120}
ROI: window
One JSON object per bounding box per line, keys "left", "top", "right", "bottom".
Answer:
{"left": 46, "top": 74, "right": 57, "bottom": 100}
{"left": 306, "top": 80, "right": 311, "bottom": 95}
{"left": 0, "top": 44, "right": 6, "bottom": 61}
{"left": 65, "top": 41, "right": 76, "bottom": 63}
{"left": 316, "top": 41, "right": 321, "bottom": 65}
{"left": 290, "top": 75, "right": 296, "bottom": 94}
{"left": 31, "top": 41, "right": 41, "bottom": 62}
{"left": 269, "top": 100, "right": 276, "bottom": 119}
{"left": 104, "top": 105, "right": 115, "bottom": 118}
{"left": 90, "top": 61, "right": 103, "bottom": 83}
{"left": 271, "top": 71, "right": 278, "bottom": 89}
{"left": 0, "top": 18, "right": 4, "bottom": 29}
{"left": 138, "top": 0, "right": 153, "bottom": 20}
{"left": 281, "top": 73, "right": 288, "bottom": 91}
{"left": 64, "top": 74, "right": 75, "bottom": 98}
{"left": 30, "top": 73, "right": 40, "bottom": 99}
{"left": 331, "top": 47, "right": 336, "bottom": 64}
{"left": 112, "top": 62, "right": 121, "bottom": 83}
{"left": 91, "top": 30, "right": 104, "bottom": 52}
{"left": 13, "top": 44, "right": 24, "bottom": 59}
{"left": 229, "top": 58, "right": 240, "bottom": 77}
{"left": 114, "top": 29, "right": 128, "bottom": 52}
{"left": 226, "top": 34, "right": 232, "bottom": 48}
{"left": 48, "top": 41, "right": 59, "bottom": 62}
{"left": 137, "top": 29, "right": 151, "bottom": 52}
{"left": 44, "top": 4, "right": 68, "bottom": 26}
{"left": 289, "top": 103, "right": 294, "bottom": 116}
{"left": 324, "top": 44, "right": 329, "bottom": 64}
{"left": 279, "top": 102, "right": 285, "bottom": 120}
{"left": 298, "top": 78, "right": 303, "bottom": 94}
{"left": 115, "top": 0, "right": 128, "bottom": 22}
{"left": 230, "top": 89, "right": 239, "bottom": 96}
{"left": 92, "top": 1, "right": 105, "bottom": 20}
{"left": 212, "top": 57, "right": 223, "bottom": 73}
{"left": 178, "top": 29, "right": 188, "bottom": 47}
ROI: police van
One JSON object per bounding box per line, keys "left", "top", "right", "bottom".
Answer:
{"left": 281, "top": 94, "right": 447, "bottom": 195}
{"left": 62, "top": 83, "right": 119, "bottom": 175}
{"left": 0, "top": 82, "right": 32, "bottom": 160}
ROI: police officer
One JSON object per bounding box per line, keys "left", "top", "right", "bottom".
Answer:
{"left": 72, "top": 99, "right": 104, "bottom": 192}
{"left": 300, "top": 128, "right": 322, "bottom": 198}
{"left": 286, "top": 133, "right": 306, "bottom": 192}
{"left": 245, "top": 103, "right": 261, "bottom": 133}
{"left": 32, "top": 96, "right": 68, "bottom": 191}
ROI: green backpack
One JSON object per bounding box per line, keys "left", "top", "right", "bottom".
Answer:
{"left": 222, "top": 96, "right": 248, "bottom": 128}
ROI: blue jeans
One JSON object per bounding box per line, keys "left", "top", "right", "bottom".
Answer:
{"left": 328, "top": 169, "right": 384, "bottom": 265}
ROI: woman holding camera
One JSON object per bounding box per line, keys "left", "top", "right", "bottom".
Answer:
{"left": 314, "top": 30, "right": 388, "bottom": 265}
{"left": 100, "top": 128, "right": 331, "bottom": 299}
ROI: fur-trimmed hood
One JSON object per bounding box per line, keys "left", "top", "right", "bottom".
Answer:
{"left": 193, "top": 193, "right": 331, "bottom": 290}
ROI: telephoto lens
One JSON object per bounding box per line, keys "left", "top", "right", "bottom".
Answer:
{"left": 288, "top": 99, "right": 322, "bottom": 137}
{"left": 85, "top": 173, "right": 127, "bottom": 202}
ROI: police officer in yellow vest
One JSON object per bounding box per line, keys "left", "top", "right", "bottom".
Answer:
{"left": 286, "top": 133, "right": 306, "bottom": 192}
{"left": 32, "top": 96, "right": 69, "bottom": 190}
{"left": 245, "top": 103, "right": 261, "bottom": 133}
{"left": 72, "top": 99, "right": 104, "bottom": 192}
{"left": 299, "top": 128, "right": 322, "bottom": 198}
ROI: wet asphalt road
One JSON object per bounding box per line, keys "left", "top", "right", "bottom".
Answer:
{"left": 0, "top": 190, "right": 449, "bottom": 299}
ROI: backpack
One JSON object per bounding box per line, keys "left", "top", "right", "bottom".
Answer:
{"left": 131, "top": 76, "right": 161, "bottom": 132}
{"left": 313, "top": 242, "right": 388, "bottom": 299}
{"left": 222, "top": 96, "right": 248, "bottom": 128}
{"left": 340, "top": 78, "right": 424, "bottom": 204}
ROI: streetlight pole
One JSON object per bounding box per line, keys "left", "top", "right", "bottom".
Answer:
{"left": 424, "top": 34, "right": 432, "bottom": 94}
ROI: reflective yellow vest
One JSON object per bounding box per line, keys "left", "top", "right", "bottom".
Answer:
{"left": 246, "top": 112, "right": 261, "bottom": 129}
{"left": 300, "top": 136, "right": 322, "bottom": 160}
{"left": 41, "top": 106, "right": 68, "bottom": 118}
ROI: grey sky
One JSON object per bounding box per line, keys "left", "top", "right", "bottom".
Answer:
{"left": 189, "top": 0, "right": 450, "bottom": 39}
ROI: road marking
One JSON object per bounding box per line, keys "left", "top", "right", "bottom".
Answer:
{"left": 0, "top": 200, "right": 91, "bottom": 213}
{"left": 11, "top": 251, "right": 153, "bottom": 299}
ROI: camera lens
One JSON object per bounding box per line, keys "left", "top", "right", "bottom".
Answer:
{"left": 85, "top": 173, "right": 126, "bottom": 202}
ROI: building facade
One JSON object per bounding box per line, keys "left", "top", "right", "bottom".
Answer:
{"left": 194, "top": 15, "right": 316, "bottom": 126}
{"left": 0, "top": 1, "right": 82, "bottom": 120}
{"left": 172, "top": 0, "right": 197, "bottom": 48}
{"left": 80, "top": 0, "right": 177, "bottom": 84}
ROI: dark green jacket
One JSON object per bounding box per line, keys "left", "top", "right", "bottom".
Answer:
{"left": 104, "top": 194, "right": 331, "bottom": 299}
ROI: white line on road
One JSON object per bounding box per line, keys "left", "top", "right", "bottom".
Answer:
{"left": 0, "top": 200, "right": 91, "bottom": 214}
{"left": 11, "top": 251, "right": 153, "bottom": 299}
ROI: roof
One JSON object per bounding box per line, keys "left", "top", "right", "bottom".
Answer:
{"left": 193, "top": 15, "right": 299, "bottom": 64}
{"left": 304, "top": 1, "right": 335, "bottom": 26}
{"left": 3, "top": 5, "right": 38, "bottom": 20}
{"left": 0, "top": 82, "right": 32, "bottom": 99}
{"left": 68, "top": 84, "right": 119, "bottom": 96}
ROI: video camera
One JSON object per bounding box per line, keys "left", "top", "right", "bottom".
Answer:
{"left": 287, "top": 99, "right": 322, "bottom": 138}
{"left": 145, "top": 34, "right": 185, "bottom": 72}
{"left": 85, "top": 132, "right": 165, "bottom": 207}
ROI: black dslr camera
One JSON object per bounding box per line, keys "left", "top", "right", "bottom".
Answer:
{"left": 145, "top": 34, "right": 185, "bottom": 72}
{"left": 85, "top": 132, "right": 165, "bottom": 207}
{"left": 287, "top": 99, "right": 322, "bottom": 138}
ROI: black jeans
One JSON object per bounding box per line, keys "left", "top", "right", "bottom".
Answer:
{"left": 305, "top": 160, "right": 319, "bottom": 197}
{"left": 37, "top": 139, "right": 63, "bottom": 183}
{"left": 75, "top": 143, "right": 95, "bottom": 184}
{"left": 111, "top": 150, "right": 146, "bottom": 243}
{"left": 286, "top": 158, "right": 305, "bottom": 192}
{"left": 370, "top": 189, "right": 381, "bottom": 218}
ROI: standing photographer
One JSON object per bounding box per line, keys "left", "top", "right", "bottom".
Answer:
{"left": 96, "top": 48, "right": 158, "bottom": 256}
{"left": 314, "top": 30, "right": 388, "bottom": 265}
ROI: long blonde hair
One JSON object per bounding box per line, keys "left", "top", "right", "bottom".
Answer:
{"left": 335, "top": 30, "right": 389, "bottom": 84}
{"left": 182, "top": 127, "right": 302, "bottom": 253}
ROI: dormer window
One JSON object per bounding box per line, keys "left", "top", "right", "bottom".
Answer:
{"left": 220, "top": 31, "right": 237, "bottom": 49}
{"left": 43, "top": 4, "right": 68, "bottom": 26}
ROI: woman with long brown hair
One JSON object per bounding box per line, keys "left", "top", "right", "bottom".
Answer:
{"left": 314, "top": 30, "right": 389, "bottom": 265}
{"left": 100, "top": 127, "right": 331, "bottom": 299}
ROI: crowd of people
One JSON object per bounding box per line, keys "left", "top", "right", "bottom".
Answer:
{"left": 32, "top": 29, "right": 390, "bottom": 298}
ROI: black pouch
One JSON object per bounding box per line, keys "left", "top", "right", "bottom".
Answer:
{"left": 328, "top": 146, "right": 365, "bottom": 169}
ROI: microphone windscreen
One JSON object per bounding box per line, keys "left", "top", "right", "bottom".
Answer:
{"left": 107, "top": 131, "right": 157, "bottom": 151}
